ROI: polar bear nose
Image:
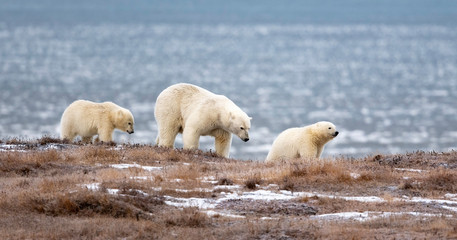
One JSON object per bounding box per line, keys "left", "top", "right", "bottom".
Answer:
{"left": 333, "top": 131, "right": 339, "bottom": 137}
{"left": 243, "top": 138, "right": 249, "bottom": 142}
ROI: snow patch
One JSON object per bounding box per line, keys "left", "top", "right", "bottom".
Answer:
{"left": 0, "top": 144, "right": 26, "bottom": 152}
{"left": 131, "top": 176, "right": 155, "bottom": 181}
{"left": 407, "top": 196, "right": 457, "bottom": 206}
{"left": 314, "top": 211, "right": 450, "bottom": 221}
{"left": 175, "top": 188, "right": 213, "bottom": 193}
{"left": 444, "top": 193, "right": 457, "bottom": 200}
{"left": 441, "top": 205, "right": 457, "bottom": 212}
{"left": 350, "top": 172, "right": 361, "bottom": 179}
{"left": 110, "top": 163, "right": 162, "bottom": 171}
{"left": 204, "top": 210, "right": 246, "bottom": 219}
{"left": 81, "top": 183, "right": 118, "bottom": 195}
{"left": 164, "top": 196, "right": 217, "bottom": 209}
{"left": 395, "top": 168, "right": 425, "bottom": 173}
{"left": 213, "top": 185, "right": 241, "bottom": 190}
{"left": 84, "top": 183, "right": 100, "bottom": 191}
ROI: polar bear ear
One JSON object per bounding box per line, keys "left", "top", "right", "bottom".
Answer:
{"left": 229, "top": 112, "right": 235, "bottom": 120}
{"left": 116, "top": 109, "right": 124, "bottom": 121}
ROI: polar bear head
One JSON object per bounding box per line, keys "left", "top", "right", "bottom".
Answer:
{"left": 313, "top": 121, "right": 339, "bottom": 142}
{"left": 228, "top": 111, "right": 251, "bottom": 142}
{"left": 113, "top": 109, "right": 135, "bottom": 134}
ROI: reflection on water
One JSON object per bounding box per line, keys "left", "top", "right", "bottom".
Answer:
{"left": 1, "top": 3, "right": 457, "bottom": 160}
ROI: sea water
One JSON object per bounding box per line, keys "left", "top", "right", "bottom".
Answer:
{"left": 1, "top": 0, "right": 457, "bottom": 159}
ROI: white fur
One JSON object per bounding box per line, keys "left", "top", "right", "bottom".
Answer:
{"left": 60, "top": 100, "right": 134, "bottom": 143}
{"left": 265, "top": 121, "right": 338, "bottom": 162}
{"left": 154, "top": 83, "right": 251, "bottom": 158}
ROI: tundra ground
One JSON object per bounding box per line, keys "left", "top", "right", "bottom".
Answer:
{"left": 1, "top": 137, "right": 456, "bottom": 239}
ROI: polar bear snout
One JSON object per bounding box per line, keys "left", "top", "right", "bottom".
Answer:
{"left": 238, "top": 131, "right": 250, "bottom": 142}
{"left": 127, "top": 129, "right": 134, "bottom": 134}
{"left": 333, "top": 131, "right": 339, "bottom": 137}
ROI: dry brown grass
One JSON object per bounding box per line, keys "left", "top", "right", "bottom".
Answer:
{"left": 244, "top": 173, "right": 263, "bottom": 189}
{"left": 421, "top": 168, "right": 457, "bottom": 192}
{"left": 1, "top": 138, "right": 457, "bottom": 239}
{"left": 165, "top": 163, "right": 201, "bottom": 181}
{"left": 165, "top": 207, "right": 211, "bottom": 227}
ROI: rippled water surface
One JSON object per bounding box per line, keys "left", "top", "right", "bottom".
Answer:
{"left": 1, "top": 1, "right": 457, "bottom": 159}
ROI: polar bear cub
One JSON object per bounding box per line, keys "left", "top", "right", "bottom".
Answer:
{"left": 60, "top": 100, "right": 134, "bottom": 143}
{"left": 265, "top": 121, "right": 338, "bottom": 162}
{"left": 154, "top": 83, "right": 251, "bottom": 158}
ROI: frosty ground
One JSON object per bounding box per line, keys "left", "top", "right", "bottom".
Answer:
{"left": 1, "top": 137, "right": 456, "bottom": 239}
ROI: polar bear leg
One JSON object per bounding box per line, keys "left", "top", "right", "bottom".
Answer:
{"left": 60, "top": 123, "right": 75, "bottom": 141}
{"left": 299, "top": 145, "right": 318, "bottom": 159}
{"left": 214, "top": 130, "right": 232, "bottom": 158}
{"left": 98, "top": 128, "right": 114, "bottom": 142}
{"left": 265, "top": 151, "right": 277, "bottom": 162}
{"left": 61, "top": 132, "right": 76, "bottom": 142}
{"left": 316, "top": 146, "right": 324, "bottom": 158}
{"left": 157, "top": 125, "right": 180, "bottom": 148}
{"left": 182, "top": 114, "right": 202, "bottom": 150}
{"left": 182, "top": 127, "right": 200, "bottom": 150}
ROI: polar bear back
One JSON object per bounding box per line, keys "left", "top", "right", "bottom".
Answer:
{"left": 266, "top": 121, "right": 338, "bottom": 163}
{"left": 61, "top": 100, "right": 108, "bottom": 137}
{"left": 154, "top": 83, "right": 241, "bottom": 131}
{"left": 154, "top": 83, "right": 251, "bottom": 157}
{"left": 266, "top": 127, "right": 309, "bottom": 162}
{"left": 155, "top": 83, "right": 220, "bottom": 122}
{"left": 60, "top": 100, "right": 134, "bottom": 142}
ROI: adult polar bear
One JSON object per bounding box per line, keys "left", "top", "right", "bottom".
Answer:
{"left": 266, "top": 121, "right": 338, "bottom": 162}
{"left": 154, "top": 83, "right": 251, "bottom": 158}
{"left": 60, "top": 100, "right": 135, "bottom": 143}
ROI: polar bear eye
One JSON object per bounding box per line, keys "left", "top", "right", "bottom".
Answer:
{"left": 328, "top": 127, "right": 332, "bottom": 129}
{"left": 128, "top": 122, "right": 132, "bottom": 125}
{"left": 240, "top": 127, "right": 244, "bottom": 130}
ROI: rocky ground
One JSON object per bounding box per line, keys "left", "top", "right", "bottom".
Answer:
{"left": 0, "top": 137, "right": 456, "bottom": 239}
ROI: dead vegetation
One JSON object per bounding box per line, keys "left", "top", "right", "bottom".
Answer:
{"left": 0, "top": 136, "right": 457, "bottom": 239}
